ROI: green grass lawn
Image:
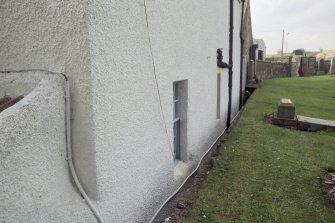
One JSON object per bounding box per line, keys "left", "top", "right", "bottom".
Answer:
{"left": 182, "top": 75, "right": 335, "bottom": 223}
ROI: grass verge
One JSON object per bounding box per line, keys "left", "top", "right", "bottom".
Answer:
{"left": 182, "top": 75, "right": 335, "bottom": 223}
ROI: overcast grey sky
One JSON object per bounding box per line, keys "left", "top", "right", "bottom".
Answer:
{"left": 250, "top": 0, "right": 335, "bottom": 54}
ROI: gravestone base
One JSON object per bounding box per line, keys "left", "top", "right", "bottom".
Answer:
{"left": 277, "top": 98, "right": 295, "bottom": 120}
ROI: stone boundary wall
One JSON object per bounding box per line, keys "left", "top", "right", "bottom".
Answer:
{"left": 253, "top": 57, "right": 332, "bottom": 80}
{"left": 265, "top": 57, "right": 291, "bottom": 63}
{"left": 255, "top": 60, "right": 291, "bottom": 80}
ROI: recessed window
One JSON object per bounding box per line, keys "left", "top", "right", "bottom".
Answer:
{"left": 173, "top": 80, "right": 188, "bottom": 161}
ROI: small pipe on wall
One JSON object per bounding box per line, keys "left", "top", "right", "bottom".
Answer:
{"left": 0, "top": 69, "right": 104, "bottom": 223}
{"left": 227, "top": 0, "right": 234, "bottom": 129}
{"left": 239, "top": 0, "right": 246, "bottom": 109}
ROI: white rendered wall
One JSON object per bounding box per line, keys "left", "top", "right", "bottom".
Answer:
{"left": 0, "top": 1, "right": 243, "bottom": 222}
{"left": 87, "top": 1, "right": 174, "bottom": 222}
{"left": 0, "top": 71, "right": 96, "bottom": 223}
{"left": 231, "top": 0, "right": 242, "bottom": 118}
{"left": 146, "top": 0, "right": 231, "bottom": 162}
{"left": 0, "top": 0, "right": 98, "bottom": 198}
{"left": 89, "top": 0, "right": 242, "bottom": 222}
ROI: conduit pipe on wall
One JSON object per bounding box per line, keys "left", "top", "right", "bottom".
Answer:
{"left": 226, "top": 0, "right": 234, "bottom": 129}
{"left": 0, "top": 69, "right": 104, "bottom": 223}
{"left": 239, "top": 0, "right": 246, "bottom": 110}
{"left": 148, "top": 127, "right": 227, "bottom": 223}
{"left": 149, "top": 110, "right": 242, "bottom": 223}
{"left": 64, "top": 80, "right": 104, "bottom": 223}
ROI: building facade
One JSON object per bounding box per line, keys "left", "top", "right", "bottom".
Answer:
{"left": 253, "top": 38, "right": 267, "bottom": 61}
{"left": 0, "top": 0, "right": 250, "bottom": 222}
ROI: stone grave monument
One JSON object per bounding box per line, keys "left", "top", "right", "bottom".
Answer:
{"left": 330, "top": 57, "right": 335, "bottom": 74}
{"left": 317, "top": 59, "right": 325, "bottom": 75}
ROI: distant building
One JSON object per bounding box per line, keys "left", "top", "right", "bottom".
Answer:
{"left": 253, "top": 38, "right": 267, "bottom": 61}
{"left": 293, "top": 48, "right": 305, "bottom": 57}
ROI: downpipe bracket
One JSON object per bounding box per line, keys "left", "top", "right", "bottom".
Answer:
{"left": 217, "top": 49, "right": 232, "bottom": 68}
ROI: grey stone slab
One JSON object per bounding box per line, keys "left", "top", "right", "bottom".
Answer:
{"left": 297, "top": 115, "right": 335, "bottom": 131}
{"left": 297, "top": 115, "right": 335, "bottom": 127}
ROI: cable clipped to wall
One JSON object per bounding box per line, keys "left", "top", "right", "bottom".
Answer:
{"left": 149, "top": 109, "right": 242, "bottom": 223}
{"left": 143, "top": 0, "right": 175, "bottom": 159}
{"left": 0, "top": 69, "right": 104, "bottom": 223}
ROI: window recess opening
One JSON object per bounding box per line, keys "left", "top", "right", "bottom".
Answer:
{"left": 173, "top": 80, "right": 188, "bottom": 162}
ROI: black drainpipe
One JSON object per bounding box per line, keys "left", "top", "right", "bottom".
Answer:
{"left": 239, "top": 0, "right": 245, "bottom": 109}
{"left": 227, "top": 0, "right": 234, "bottom": 129}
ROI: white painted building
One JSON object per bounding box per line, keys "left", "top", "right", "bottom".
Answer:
{"left": 253, "top": 38, "right": 267, "bottom": 60}
{"left": 0, "top": 1, "right": 249, "bottom": 222}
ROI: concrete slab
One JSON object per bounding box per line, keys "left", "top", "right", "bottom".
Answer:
{"left": 297, "top": 115, "right": 335, "bottom": 131}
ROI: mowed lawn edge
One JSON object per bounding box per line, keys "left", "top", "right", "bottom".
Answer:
{"left": 182, "top": 75, "right": 335, "bottom": 223}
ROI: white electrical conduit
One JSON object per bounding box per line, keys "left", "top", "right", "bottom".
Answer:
{"left": 0, "top": 69, "right": 104, "bottom": 223}
{"left": 64, "top": 81, "right": 104, "bottom": 223}
{"left": 149, "top": 110, "right": 242, "bottom": 223}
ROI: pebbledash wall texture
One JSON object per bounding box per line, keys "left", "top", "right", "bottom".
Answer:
{"left": 0, "top": 71, "right": 96, "bottom": 223}
{"left": 0, "top": 0, "right": 244, "bottom": 222}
